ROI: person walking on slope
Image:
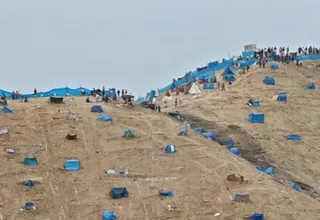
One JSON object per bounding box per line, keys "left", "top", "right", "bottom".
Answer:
{"left": 222, "top": 83, "right": 225, "bottom": 91}
{"left": 117, "top": 90, "right": 120, "bottom": 97}
{"left": 175, "top": 98, "right": 178, "bottom": 108}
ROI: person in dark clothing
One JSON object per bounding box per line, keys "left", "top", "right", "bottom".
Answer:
{"left": 86, "top": 97, "right": 90, "bottom": 103}
{"left": 117, "top": 90, "right": 120, "bottom": 97}
{"left": 125, "top": 90, "right": 127, "bottom": 94}
{"left": 121, "top": 89, "right": 124, "bottom": 97}
{"left": 246, "top": 65, "right": 249, "bottom": 72}
{"left": 12, "top": 91, "right": 15, "bottom": 100}
{"left": 102, "top": 86, "right": 105, "bottom": 97}
{"left": 157, "top": 105, "right": 161, "bottom": 112}
{"left": 34, "top": 88, "right": 37, "bottom": 95}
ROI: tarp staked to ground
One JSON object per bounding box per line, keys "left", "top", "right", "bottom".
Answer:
{"left": 64, "top": 159, "right": 80, "bottom": 171}
{"left": 263, "top": 76, "right": 275, "bottom": 85}
{"left": 248, "top": 113, "right": 264, "bottom": 123}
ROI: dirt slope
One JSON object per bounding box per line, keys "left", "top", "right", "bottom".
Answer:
{"left": 1, "top": 73, "right": 320, "bottom": 220}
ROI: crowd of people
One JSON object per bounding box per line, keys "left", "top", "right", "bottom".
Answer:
{"left": 87, "top": 86, "right": 133, "bottom": 106}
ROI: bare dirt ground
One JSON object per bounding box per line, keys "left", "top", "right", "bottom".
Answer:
{"left": 1, "top": 61, "right": 320, "bottom": 219}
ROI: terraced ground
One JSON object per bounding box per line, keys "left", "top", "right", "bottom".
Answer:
{"left": 1, "top": 61, "right": 320, "bottom": 219}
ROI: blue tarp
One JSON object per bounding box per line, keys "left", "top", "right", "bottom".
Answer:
{"left": 24, "top": 179, "right": 34, "bottom": 187}
{"left": 291, "top": 183, "right": 301, "bottom": 191}
{"left": 224, "top": 66, "right": 237, "bottom": 75}
{"left": 304, "top": 83, "right": 315, "bottom": 90}
{"left": 123, "top": 129, "right": 135, "bottom": 138}
{"left": 165, "top": 145, "right": 176, "bottom": 153}
{"left": 256, "top": 166, "right": 275, "bottom": 175}
{"left": 168, "top": 112, "right": 185, "bottom": 121}
{"left": 193, "top": 127, "right": 205, "bottom": 134}
{"left": 203, "top": 82, "right": 214, "bottom": 90}
{"left": 277, "top": 94, "right": 287, "bottom": 102}
{"left": 158, "top": 190, "right": 173, "bottom": 197}
{"left": 91, "top": 106, "right": 103, "bottom": 113}
{"left": 1, "top": 106, "right": 13, "bottom": 113}
{"left": 203, "top": 131, "right": 216, "bottom": 140}
{"left": 146, "top": 90, "right": 156, "bottom": 101}
{"left": 64, "top": 159, "right": 80, "bottom": 171}
{"left": 248, "top": 113, "right": 264, "bottom": 123}
{"left": 24, "top": 202, "right": 35, "bottom": 210}
{"left": 247, "top": 99, "right": 260, "bottom": 106}
{"left": 297, "top": 53, "right": 320, "bottom": 61}
{"left": 263, "top": 76, "right": 275, "bottom": 85}
{"left": 225, "top": 138, "right": 235, "bottom": 149}
{"left": 270, "top": 64, "right": 279, "bottom": 70}
{"left": 286, "top": 134, "right": 301, "bottom": 140}
{"left": 249, "top": 213, "right": 264, "bottom": 220}
{"left": 110, "top": 187, "right": 128, "bottom": 199}
{"left": 0, "top": 87, "right": 91, "bottom": 99}
{"left": 236, "top": 59, "right": 257, "bottom": 68}
{"left": 97, "top": 114, "right": 112, "bottom": 121}
{"left": 102, "top": 210, "right": 116, "bottom": 220}
{"left": 179, "top": 128, "right": 188, "bottom": 136}
{"left": 230, "top": 148, "right": 240, "bottom": 155}
{"left": 224, "top": 74, "right": 236, "bottom": 81}
{"left": 24, "top": 157, "right": 38, "bottom": 166}
{"left": 242, "top": 50, "right": 256, "bottom": 57}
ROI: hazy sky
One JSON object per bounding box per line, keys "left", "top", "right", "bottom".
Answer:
{"left": 1, "top": 0, "right": 319, "bottom": 96}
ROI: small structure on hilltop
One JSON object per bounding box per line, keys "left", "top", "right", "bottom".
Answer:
{"left": 263, "top": 76, "right": 275, "bottom": 85}
{"left": 49, "top": 96, "right": 64, "bottom": 104}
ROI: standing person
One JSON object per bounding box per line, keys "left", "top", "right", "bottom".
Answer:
{"left": 222, "top": 83, "right": 225, "bottom": 91}
{"left": 125, "top": 89, "right": 127, "bottom": 94}
{"left": 34, "top": 88, "right": 37, "bottom": 95}
{"left": 117, "top": 90, "right": 120, "bottom": 97}
{"left": 121, "top": 89, "right": 124, "bottom": 97}
{"left": 12, "top": 91, "right": 15, "bottom": 100}
{"left": 102, "top": 86, "right": 105, "bottom": 97}
{"left": 175, "top": 98, "right": 178, "bottom": 108}
{"left": 228, "top": 81, "right": 232, "bottom": 88}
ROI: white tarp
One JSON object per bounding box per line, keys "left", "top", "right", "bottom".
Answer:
{"left": 188, "top": 83, "right": 201, "bottom": 94}
{"left": 0, "top": 128, "right": 8, "bottom": 135}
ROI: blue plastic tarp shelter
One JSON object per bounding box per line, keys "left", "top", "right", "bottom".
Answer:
{"left": 165, "top": 145, "right": 176, "bottom": 153}
{"left": 168, "top": 112, "right": 185, "bottom": 121}
{"left": 291, "top": 183, "right": 301, "bottom": 191}
{"left": 97, "top": 114, "right": 112, "bottom": 121}
{"left": 203, "top": 131, "right": 216, "bottom": 140}
{"left": 102, "top": 210, "right": 116, "bottom": 220}
{"left": 256, "top": 166, "right": 275, "bottom": 175}
{"left": 230, "top": 148, "right": 240, "bottom": 155}
{"left": 24, "top": 157, "right": 38, "bottom": 166}
{"left": 123, "top": 129, "right": 135, "bottom": 138}
{"left": 224, "top": 66, "right": 237, "bottom": 75}
{"left": 277, "top": 94, "right": 287, "bottom": 102}
{"left": 24, "top": 179, "right": 34, "bottom": 187}
{"left": 249, "top": 213, "right": 264, "bottom": 220}
{"left": 203, "top": 82, "right": 214, "bottom": 90}
{"left": 247, "top": 99, "right": 260, "bottom": 106}
{"left": 179, "top": 128, "right": 188, "bottom": 136}
{"left": 193, "top": 127, "right": 205, "bottom": 134}
{"left": 225, "top": 138, "right": 235, "bottom": 149}
{"left": 158, "top": 190, "right": 173, "bottom": 197}
{"left": 263, "top": 76, "right": 275, "bottom": 85}
{"left": 91, "top": 106, "right": 103, "bottom": 113}
{"left": 110, "top": 187, "right": 128, "bottom": 199}
{"left": 270, "top": 64, "right": 279, "bottom": 70}
{"left": 64, "top": 159, "right": 80, "bottom": 171}
{"left": 304, "top": 83, "right": 315, "bottom": 90}
{"left": 1, "top": 106, "right": 13, "bottom": 113}
{"left": 224, "top": 74, "right": 236, "bottom": 81}
{"left": 24, "top": 202, "right": 35, "bottom": 210}
{"left": 286, "top": 134, "right": 301, "bottom": 140}
{"left": 248, "top": 113, "right": 264, "bottom": 123}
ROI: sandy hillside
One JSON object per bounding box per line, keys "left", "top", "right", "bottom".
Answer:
{"left": 1, "top": 73, "right": 320, "bottom": 220}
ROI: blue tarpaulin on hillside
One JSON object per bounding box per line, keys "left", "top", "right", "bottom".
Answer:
{"left": 277, "top": 94, "right": 287, "bottom": 102}
{"left": 247, "top": 99, "right": 260, "bottom": 106}
{"left": 91, "top": 105, "right": 103, "bottom": 113}
{"left": 263, "top": 76, "right": 275, "bottom": 85}
{"left": 224, "top": 66, "right": 237, "bottom": 75}
{"left": 64, "top": 159, "right": 80, "bottom": 171}
{"left": 286, "top": 134, "right": 301, "bottom": 140}
{"left": 203, "top": 82, "right": 214, "bottom": 90}
{"left": 230, "top": 147, "right": 240, "bottom": 155}
{"left": 193, "top": 127, "right": 205, "bottom": 134}
{"left": 0, "top": 87, "right": 91, "bottom": 99}
{"left": 102, "top": 210, "right": 116, "bottom": 220}
{"left": 24, "top": 179, "right": 34, "bottom": 187}
{"left": 248, "top": 113, "right": 264, "bottom": 123}
{"left": 225, "top": 138, "right": 235, "bottom": 149}
{"left": 203, "top": 131, "right": 216, "bottom": 140}
{"left": 297, "top": 53, "right": 320, "bottom": 61}
{"left": 242, "top": 50, "right": 256, "bottom": 57}
{"left": 270, "top": 64, "right": 279, "bottom": 70}
{"left": 1, "top": 106, "right": 13, "bottom": 113}
{"left": 97, "top": 114, "right": 112, "bottom": 121}
{"left": 249, "top": 213, "right": 264, "bottom": 220}
{"left": 291, "top": 183, "right": 301, "bottom": 191}
{"left": 224, "top": 74, "right": 236, "bottom": 81}
{"left": 24, "top": 157, "right": 38, "bottom": 166}
{"left": 304, "top": 83, "right": 315, "bottom": 90}
{"left": 256, "top": 165, "right": 275, "bottom": 175}
{"left": 158, "top": 190, "right": 173, "bottom": 197}
{"left": 110, "top": 187, "right": 128, "bottom": 199}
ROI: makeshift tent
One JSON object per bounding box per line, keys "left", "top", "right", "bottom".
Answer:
{"left": 1, "top": 106, "right": 13, "bottom": 113}
{"left": 270, "top": 64, "right": 279, "bottom": 70}
{"left": 256, "top": 166, "right": 275, "bottom": 175}
{"left": 305, "top": 83, "right": 315, "bottom": 90}
{"left": 188, "top": 83, "right": 201, "bottom": 94}
{"left": 110, "top": 187, "right": 128, "bottom": 199}
{"left": 102, "top": 210, "right": 116, "bottom": 220}
{"left": 286, "top": 134, "right": 301, "bottom": 140}
{"left": 291, "top": 183, "right": 301, "bottom": 191}
{"left": 247, "top": 99, "right": 260, "bottom": 106}
{"left": 24, "top": 179, "right": 34, "bottom": 187}
{"left": 64, "top": 159, "right": 80, "bottom": 171}
{"left": 179, "top": 128, "right": 188, "bottom": 136}
{"left": 0, "top": 128, "right": 8, "bottom": 135}
{"left": 67, "top": 111, "right": 78, "bottom": 120}
{"left": 24, "top": 202, "right": 35, "bottom": 210}
{"left": 224, "top": 66, "right": 237, "bottom": 75}
{"left": 225, "top": 138, "right": 235, "bottom": 149}
{"left": 277, "top": 94, "right": 287, "bottom": 102}
{"left": 249, "top": 213, "right": 264, "bottom": 220}
{"left": 203, "top": 131, "right": 216, "bottom": 140}
{"left": 248, "top": 113, "right": 264, "bottom": 123}
{"left": 97, "top": 114, "right": 112, "bottom": 121}
{"left": 230, "top": 148, "right": 240, "bottom": 155}
{"left": 193, "top": 127, "right": 205, "bottom": 134}
{"left": 263, "top": 76, "right": 275, "bottom": 85}
{"left": 123, "top": 129, "right": 135, "bottom": 138}
{"left": 24, "top": 157, "right": 38, "bottom": 166}
{"left": 224, "top": 74, "right": 236, "bottom": 81}
{"left": 168, "top": 112, "right": 185, "bottom": 121}
{"left": 165, "top": 145, "right": 176, "bottom": 153}
{"left": 91, "top": 105, "right": 103, "bottom": 113}
{"left": 203, "top": 82, "right": 214, "bottom": 90}
{"left": 158, "top": 190, "right": 173, "bottom": 197}
{"left": 50, "top": 97, "right": 63, "bottom": 103}
{"left": 233, "top": 194, "right": 250, "bottom": 202}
